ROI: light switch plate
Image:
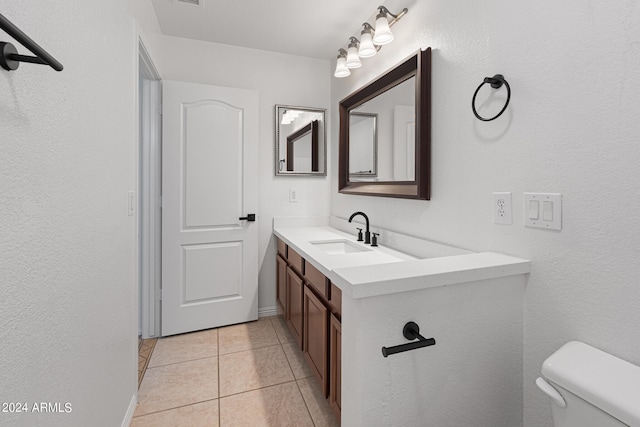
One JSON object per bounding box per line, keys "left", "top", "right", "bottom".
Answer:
{"left": 289, "top": 188, "right": 298, "bottom": 203}
{"left": 524, "top": 193, "right": 561, "bottom": 230}
{"left": 493, "top": 192, "right": 512, "bottom": 224}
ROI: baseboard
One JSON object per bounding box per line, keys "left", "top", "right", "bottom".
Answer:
{"left": 121, "top": 393, "right": 137, "bottom": 427}
{"left": 258, "top": 305, "right": 280, "bottom": 318}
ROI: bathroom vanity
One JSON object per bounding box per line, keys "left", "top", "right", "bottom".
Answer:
{"left": 274, "top": 216, "right": 530, "bottom": 426}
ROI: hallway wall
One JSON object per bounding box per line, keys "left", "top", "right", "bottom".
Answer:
{"left": 330, "top": 1, "right": 640, "bottom": 425}
{"left": 158, "top": 36, "right": 332, "bottom": 313}
{"left": 0, "top": 1, "right": 160, "bottom": 426}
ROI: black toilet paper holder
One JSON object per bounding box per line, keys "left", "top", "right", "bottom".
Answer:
{"left": 381, "top": 321, "right": 436, "bottom": 357}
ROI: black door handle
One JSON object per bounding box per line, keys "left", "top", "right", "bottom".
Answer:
{"left": 239, "top": 213, "right": 256, "bottom": 222}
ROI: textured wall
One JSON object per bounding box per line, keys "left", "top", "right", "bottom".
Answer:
{"left": 0, "top": 1, "right": 158, "bottom": 426}
{"left": 331, "top": 1, "right": 640, "bottom": 425}
{"left": 158, "top": 36, "right": 332, "bottom": 313}
{"left": 342, "top": 276, "right": 525, "bottom": 426}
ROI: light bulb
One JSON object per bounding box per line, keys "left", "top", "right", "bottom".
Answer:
{"left": 373, "top": 10, "right": 394, "bottom": 45}
{"left": 334, "top": 53, "right": 350, "bottom": 78}
{"left": 358, "top": 27, "right": 376, "bottom": 58}
{"left": 345, "top": 38, "right": 362, "bottom": 68}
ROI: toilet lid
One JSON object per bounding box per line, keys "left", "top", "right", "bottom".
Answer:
{"left": 542, "top": 341, "right": 640, "bottom": 426}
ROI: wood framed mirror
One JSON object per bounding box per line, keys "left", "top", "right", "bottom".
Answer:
{"left": 339, "top": 48, "right": 431, "bottom": 199}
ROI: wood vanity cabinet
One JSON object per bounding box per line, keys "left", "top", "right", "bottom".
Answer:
{"left": 276, "top": 254, "right": 287, "bottom": 314}
{"left": 329, "top": 312, "right": 342, "bottom": 420}
{"left": 275, "top": 237, "right": 341, "bottom": 422}
{"left": 303, "top": 284, "right": 329, "bottom": 395}
{"left": 287, "top": 265, "right": 304, "bottom": 349}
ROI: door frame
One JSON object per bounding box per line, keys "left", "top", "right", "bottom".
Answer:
{"left": 137, "top": 37, "right": 162, "bottom": 338}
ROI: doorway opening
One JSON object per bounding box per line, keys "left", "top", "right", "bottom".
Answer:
{"left": 138, "top": 39, "right": 162, "bottom": 339}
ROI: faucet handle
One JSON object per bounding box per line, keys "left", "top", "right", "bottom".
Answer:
{"left": 356, "top": 227, "right": 363, "bottom": 241}
{"left": 371, "top": 232, "right": 379, "bottom": 247}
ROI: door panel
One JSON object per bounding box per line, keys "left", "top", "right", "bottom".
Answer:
{"left": 183, "top": 101, "right": 241, "bottom": 228}
{"left": 287, "top": 266, "right": 304, "bottom": 349}
{"left": 182, "top": 242, "right": 242, "bottom": 302}
{"left": 162, "top": 80, "right": 259, "bottom": 336}
{"left": 276, "top": 254, "right": 287, "bottom": 314}
{"left": 303, "top": 285, "right": 329, "bottom": 396}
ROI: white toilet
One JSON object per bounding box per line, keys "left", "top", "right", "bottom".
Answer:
{"left": 537, "top": 341, "right": 640, "bottom": 426}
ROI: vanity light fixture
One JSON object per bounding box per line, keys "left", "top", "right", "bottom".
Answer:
{"left": 358, "top": 23, "right": 377, "bottom": 58}
{"left": 333, "top": 5, "right": 408, "bottom": 78}
{"left": 334, "top": 48, "right": 351, "bottom": 78}
{"left": 345, "top": 37, "right": 362, "bottom": 68}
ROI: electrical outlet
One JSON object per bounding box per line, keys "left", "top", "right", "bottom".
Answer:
{"left": 493, "top": 192, "right": 512, "bottom": 224}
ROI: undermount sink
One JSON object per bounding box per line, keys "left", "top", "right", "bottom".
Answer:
{"left": 310, "top": 239, "right": 372, "bottom": 255}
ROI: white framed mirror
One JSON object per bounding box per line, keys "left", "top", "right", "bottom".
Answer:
{"left": 275, "top": 105, "right": 327, "bottom": 176}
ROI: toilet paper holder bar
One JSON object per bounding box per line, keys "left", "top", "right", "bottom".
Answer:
{"left": 381, "top": 322, "right": 436, "bottom": 357}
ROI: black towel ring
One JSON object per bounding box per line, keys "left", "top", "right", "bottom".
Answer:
{"left": 472, "top": 74, "right": 510, "bottom": 121}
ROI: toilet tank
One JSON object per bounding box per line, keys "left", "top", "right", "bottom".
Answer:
{"left": 538, "top": 341, "right": 640, "bottom": 427}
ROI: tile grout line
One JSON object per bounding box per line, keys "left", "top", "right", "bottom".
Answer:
{"left": 272, "top": 317, "right": 317, "bottom": 427}
{"left": 132, "top": 398, "right": 218, "bottom": 419}
{"left": 295, "top": 377, "right": 318, "bottom": 427}
{"left": 147, "top": 353, "right": 217, "bottom": 370}
{"left": 219, "top": 379, "right": 299, "bottom": 399}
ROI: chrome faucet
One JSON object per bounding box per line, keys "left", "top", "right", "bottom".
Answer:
{"left": 348, "top": 211, "right": 370, "bottom": 244}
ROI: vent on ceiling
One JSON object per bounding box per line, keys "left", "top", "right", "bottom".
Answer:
{"left": 177, "top": 0, "right": 201, "bottom": 5}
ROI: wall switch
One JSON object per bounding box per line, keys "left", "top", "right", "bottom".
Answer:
{"left": 289, "top": 188, "right": 298, "bottom": 203}
{"left": 524, "top": 193, "right": 562, "bottom": 230}
{"left": 493, "top": 192, "right": 512, "bottom": 224}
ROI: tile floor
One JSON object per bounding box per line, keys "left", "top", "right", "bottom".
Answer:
{"left": 132, "top": 316, "right": 340, "bottom": 426}
{"left": 138, "top": 337, "right": 157, "bottom": 387}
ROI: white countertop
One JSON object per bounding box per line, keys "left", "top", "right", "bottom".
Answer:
{"left": 273, "top": 219, "right": 531, "bottom": 299}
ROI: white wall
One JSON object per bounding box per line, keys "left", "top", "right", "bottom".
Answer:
{"left": 331, "top": 1, "right": 640, "bottom": 425}
{"left": 0, "top": 1, "right": 160, "bottom": 426}
{"left": 158, "top": 36, "right": 332, "bottom": 313}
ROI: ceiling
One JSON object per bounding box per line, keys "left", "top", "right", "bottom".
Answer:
{"left": 150, "top": 0, "right": 385, "bottom": 60}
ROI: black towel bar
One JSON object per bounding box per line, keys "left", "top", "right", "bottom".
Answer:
{"left": 472, "top": 74, "right": 510, "bottom": 121}
{"left": 0, "top": 13, "right": 63, "bottom": 72}
{"left": 381, "top": 321, "right": 436, "bottom": 357}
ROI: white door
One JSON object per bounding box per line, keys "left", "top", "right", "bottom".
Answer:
{"left": 161, "top": 80, "right": 259, "bottom": 336}
{"left": 393, "top": 105, "right": 415, "bottom": 181}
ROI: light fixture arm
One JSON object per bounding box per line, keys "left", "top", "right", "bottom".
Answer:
{"left": 377, "top": 6, "right": 408, "bottom": 23}
{"left": 362, "top": 22, "right": 375, "bottom": 32}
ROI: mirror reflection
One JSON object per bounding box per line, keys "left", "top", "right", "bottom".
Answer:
{"left": 275, "top": 105, "right": 326, "bottom": 176}
{"left": 349, "top": 112, "right": 378, "bottom": 178}
{"left": 350, "top": 77, "right": 415, "bottom": 182}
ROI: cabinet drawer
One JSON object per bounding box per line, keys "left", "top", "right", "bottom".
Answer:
{"left": 276, "top": 237, "right": 287, "bottom": 258}
{"left": 287, "top": 247, "right": 304, "bottom": 275}
{"left": 305, "top": 261, "right": 328, "bottom": 300}
{"left": 329, "top": 282, "right": 342, "bottom": 319}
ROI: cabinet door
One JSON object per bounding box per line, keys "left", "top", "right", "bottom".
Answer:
{"left": 329, "top": 313, "right": 341, "bottom": 421}
{"left": 286, "top": 266, "right": 304, "bottom": 349}
{"left": 303, "top": 285, "right": 329, "bottom": 396}
{"left": 276, "top": 254, "right": 287, "bottom": 315}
